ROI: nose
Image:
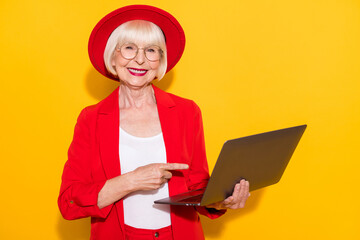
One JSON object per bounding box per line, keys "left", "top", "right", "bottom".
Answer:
{"left": 134, "top": 49, "right": 146, "bottom": 64}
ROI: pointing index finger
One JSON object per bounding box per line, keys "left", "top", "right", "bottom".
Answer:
{"left": 160, "top": 163, "right": 189, "bottom": 170}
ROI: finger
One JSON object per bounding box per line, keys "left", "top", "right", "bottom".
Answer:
{"left": 222, "top": 196, "right": 234, "bottom": 207}
{"left": 242, "top": 181, "right": 249, "bottom": 199}
{"left": 160, "top": 163, "right": 189, "bottom": 170}
{"left": 238, "top": 181, "right": 250, "bottom": 208}
{"left": 162, "top": 170, "right": 173, "bottom": 179}
{"left": 224, "top": 196, "right": 233, "bottom": 203}
{"left": 246, "top": 181, "right": 250, "bottom": 196}
{"left": 231, "top": 182, "right": 242, "bottom": 203}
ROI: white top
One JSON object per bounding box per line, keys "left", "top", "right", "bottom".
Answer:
{"left": 119, "top": 127, "right": 171, "bottom": 229}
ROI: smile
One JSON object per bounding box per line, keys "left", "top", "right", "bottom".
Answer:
{"left": 128, "top": 68, "right": 148, "bottom": 76}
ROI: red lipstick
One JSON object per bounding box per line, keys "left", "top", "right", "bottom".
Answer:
{"left": 128, "top": 68, "right": 148, "bottom": 76}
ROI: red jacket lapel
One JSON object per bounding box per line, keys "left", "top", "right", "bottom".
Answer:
{"left": 96, "top": 87, "right": 127, "bottom": 239}
{"left": 153, "top": 86, "right": 187, "bottom": 196}
{"left": 97, "top": 87, "right": 121, "bottom": 180}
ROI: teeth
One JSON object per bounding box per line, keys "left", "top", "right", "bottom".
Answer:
{"left": 129, "top": 68, "right": 147, "bottom": 74}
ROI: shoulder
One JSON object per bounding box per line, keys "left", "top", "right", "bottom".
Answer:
{"left": 77, "top": 87, "right": 119, "bottom": 121}
{"left": 169, "top": 91, "right": 197, "bottom": 107}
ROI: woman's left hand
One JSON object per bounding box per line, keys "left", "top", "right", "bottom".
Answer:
{"left": 206, "top": 179, "right": 250, "bottom": 210}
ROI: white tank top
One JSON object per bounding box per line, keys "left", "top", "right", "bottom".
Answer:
{"left": 119, "top": 127, "right": 171, "bottom": 229}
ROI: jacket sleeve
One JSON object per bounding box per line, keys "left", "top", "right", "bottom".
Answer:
{"left": 58, "top": 107, "right": 113, "bottom": 220}
{"left": 187, "top": 102, "right": 226, "bottom": 219}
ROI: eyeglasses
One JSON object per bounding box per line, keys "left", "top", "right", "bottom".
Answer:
{"left": 116, "top": 43, "right": 163, "bottom": 62}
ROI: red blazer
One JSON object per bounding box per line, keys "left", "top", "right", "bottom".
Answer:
{"left": 58, "top": 85, "right": 225, "bottom": 240}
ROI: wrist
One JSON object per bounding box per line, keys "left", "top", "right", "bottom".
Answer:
{"left": 120, "top": 171, "right": 138, "bottom": 193}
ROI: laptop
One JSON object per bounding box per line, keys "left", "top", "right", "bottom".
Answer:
{"left": 154, "top": 124, "right": 307, "bottom": 206}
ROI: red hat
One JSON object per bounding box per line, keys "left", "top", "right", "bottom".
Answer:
{"left": 88, "top": 5, "right": 186, "bottom": 81}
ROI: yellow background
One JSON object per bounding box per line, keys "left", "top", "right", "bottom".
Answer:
{"left": 0, "top": 0, "right": 359, "bottom": 239}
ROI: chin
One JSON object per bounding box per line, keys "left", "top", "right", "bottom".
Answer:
{"left": 118, "top": 71, "right": 157, "bottom": 87}
{"left": 121, "top": 79, "right": 152, "bottom": 88}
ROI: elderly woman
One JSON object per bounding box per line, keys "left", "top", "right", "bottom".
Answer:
{"left": 58, "top": 5, "right": 250, "bottom": 240}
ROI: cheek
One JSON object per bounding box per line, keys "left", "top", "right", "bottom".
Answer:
{"left": 112, "top": 53, "right": 129, "bottom": 68}
{"left": 149, "top": 61, "right": 160, "bottom": 71}
{"left": 113, "top": 58, "right": 128, "bottom": 68}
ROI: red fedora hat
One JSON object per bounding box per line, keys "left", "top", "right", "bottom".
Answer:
{"left": 88, "top": 5, "right": 186, "bottom": 81}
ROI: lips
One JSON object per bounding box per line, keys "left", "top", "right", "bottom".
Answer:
{"left": 128, "top": 68, "right": 148, "bottom": 76}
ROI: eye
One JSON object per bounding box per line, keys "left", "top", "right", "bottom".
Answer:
{"left": 121, "top": 43, "right": 137, "bottom": 51}
{"left": 146, "top": 47, "right": 156, "bottom": 53}
{"left": 125, "top": 46, "right": 134, "bottom": 50}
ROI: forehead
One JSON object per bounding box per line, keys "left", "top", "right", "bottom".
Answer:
{"left": 117, "top": 22, "right": 164, "bottom": 47}
{"left": 121, "top": 40, "right": 159, "bottom": 48}
{"left": 122, "top": 43, "right": 160, "bottom": 50}
{"left": 120, "top": 35, "right": 160, "bottom": 47}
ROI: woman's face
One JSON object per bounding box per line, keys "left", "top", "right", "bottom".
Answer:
{"left": 112, "top": 42, "right": 160, "bottom": 88}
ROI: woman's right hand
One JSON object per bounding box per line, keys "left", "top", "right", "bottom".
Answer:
{"left": 128, "top": 163, "right": 189, "bottom": 191}
{"left": 98, "top": 163, "right": 188, "bottom": 209}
